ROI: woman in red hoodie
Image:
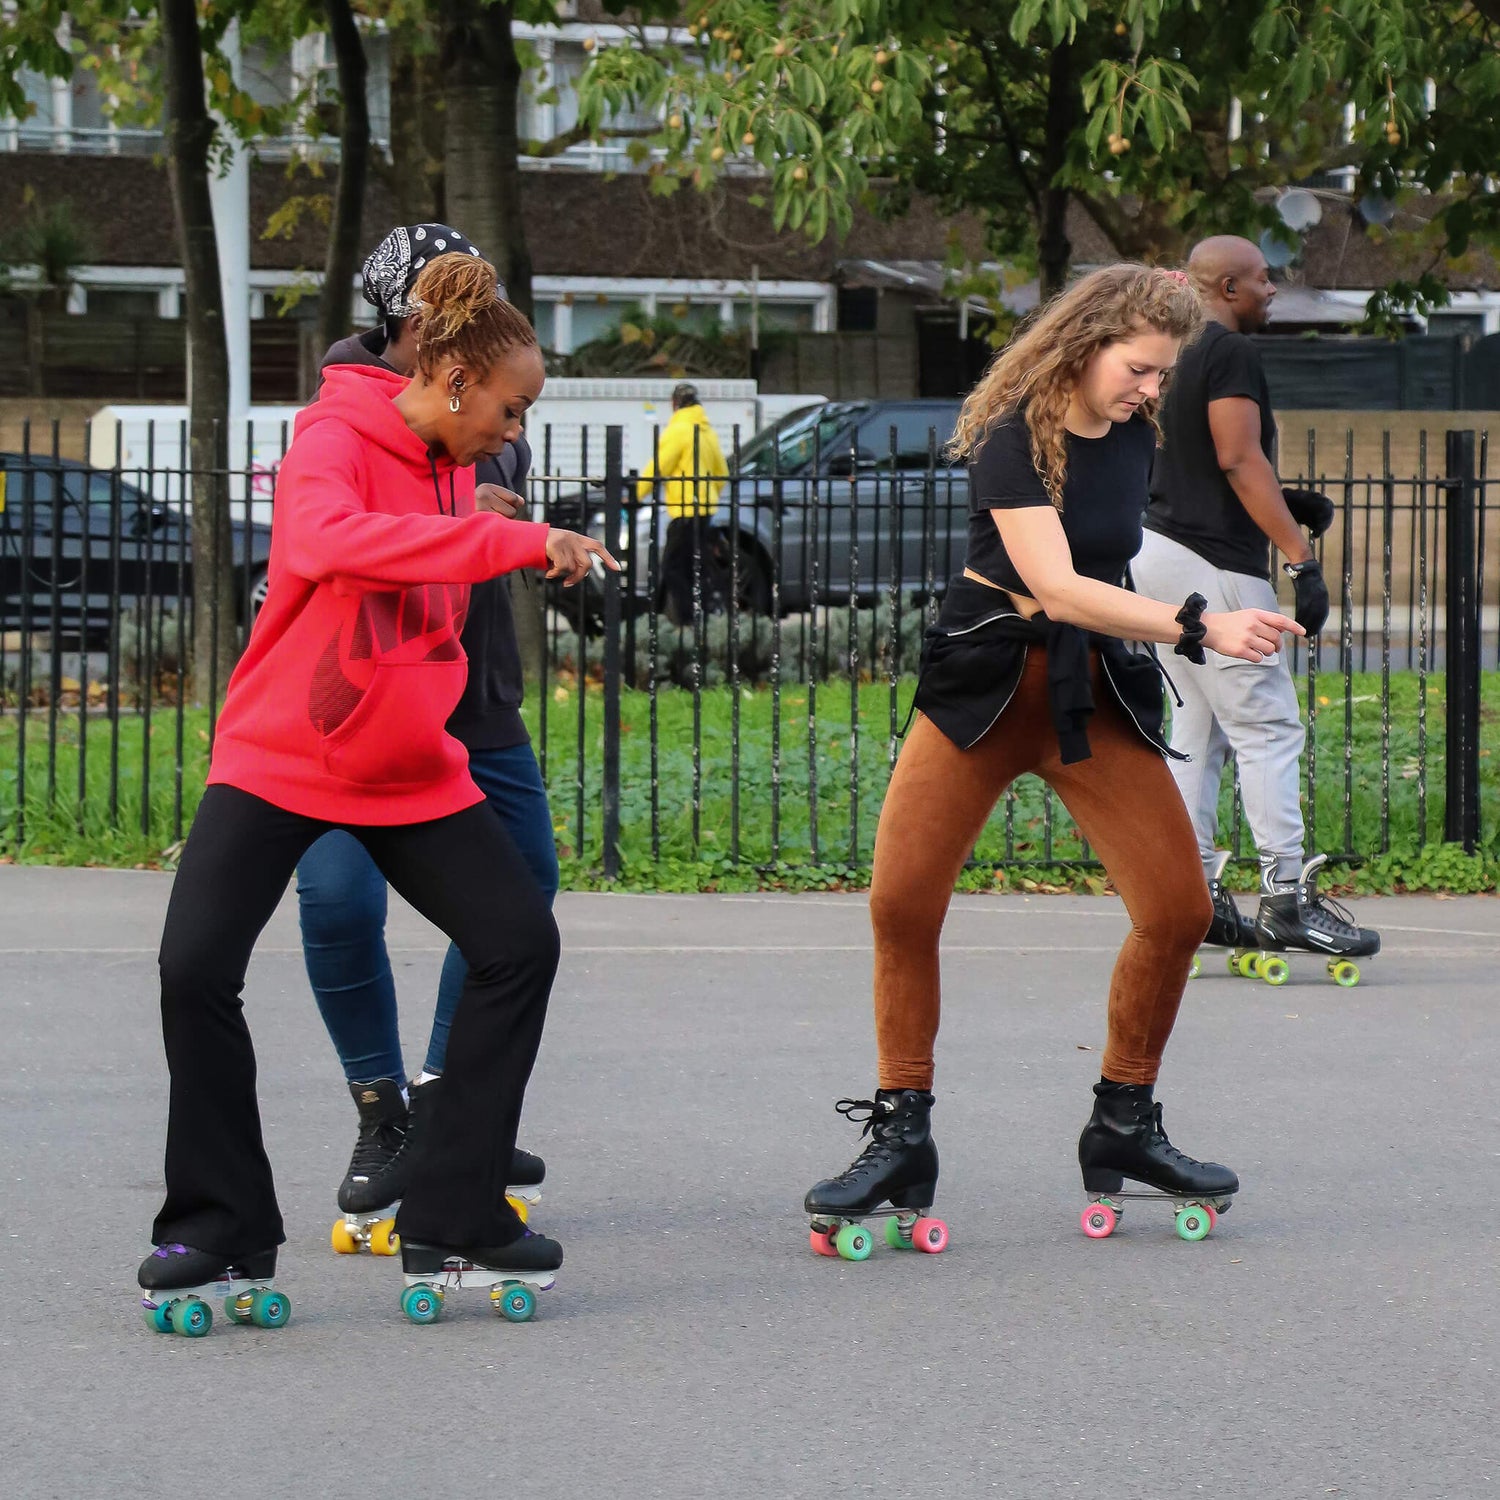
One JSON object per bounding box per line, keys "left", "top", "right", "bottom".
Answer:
{"left": 138, "top": 254, "right": 614, "bottom": 1325}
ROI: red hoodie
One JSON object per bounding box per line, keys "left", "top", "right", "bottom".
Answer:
{"left": 207, "top": 364, "right": 551, "bottom": 824}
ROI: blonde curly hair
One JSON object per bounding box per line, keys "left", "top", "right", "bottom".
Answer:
{"left": 948, "top": 264, "right": 1203, "bottom": 507}
{"left": 408, "top": 252, "right": 537, "bottom": 380}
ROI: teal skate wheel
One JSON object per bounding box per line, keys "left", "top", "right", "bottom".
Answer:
{"left": 225, "top": 1292, "right": 253, "bottom": 1325}
{"left": 834, "top": 1223, "right": 873, "bottom": 1261}
{"left": 492, "top": 1282, "right": 536, "bottom": 1323}
{"left": 169, "top": 1296, "right": 212, "bottom": 1337}
{"left": 1174, "top": 1204, "right": 1213, "bottom": 1242}
{"left": 1259, "top": 956, "right": 1290, "bottom": 987}
{"left": 401, "top": 1284, "right": 442, "bottom": 1324}
{"left": 884, "top": 1217, "right": 913, "bottom": 1251}
{"left": 249, "top": 1288, "right": 290, "bottom": 1329}
{"left": 1330, "top": 960, "right": 1360, "bottom": 987}
{"left": 143, "top": 1302, "right": 174, "bottom": 1333}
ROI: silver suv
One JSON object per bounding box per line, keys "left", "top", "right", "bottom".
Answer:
{"left": 572, "top": 399, "right": 969, "bottom": 622}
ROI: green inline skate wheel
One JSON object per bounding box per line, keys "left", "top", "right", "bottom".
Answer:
{"left": 1329, "top": 960, "right": 1360, "bottom": 987}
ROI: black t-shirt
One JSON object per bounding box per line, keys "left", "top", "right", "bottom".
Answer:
{"left": 965, "top": 410, "right": 1156, "bottom": 595}
{"left": 1146, "top": 321, "right": 1277, "bottom": 579}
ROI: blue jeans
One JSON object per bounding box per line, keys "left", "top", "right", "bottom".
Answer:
{"left": 296, "top": 743, "right": 560, "bottom": 1084}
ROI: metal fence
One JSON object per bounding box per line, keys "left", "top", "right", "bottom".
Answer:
{"left": 2, "top": 416, "right": 1494, "bottom": 874}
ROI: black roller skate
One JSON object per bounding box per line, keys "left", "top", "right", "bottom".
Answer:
{"left": 331, "top": 1078, "right": 409, "bottom": 1256}
{"left": 804, "top": 1090, "right": 949, "bottom": 1261}
{"left": 399, "top": 1231, "right": 563, "bottom": 1325}
{"left": 1248, "top": 853, "right": 1380, "bottom": 988}
{"left": 1078, "top": 1081, "right": 1238, "bottom": 1243}
{"left": 1189, "top": 850, "right": 1260, "bottom": 979}
{"left": 137, "top": 1244, "right": 290, "bottom": 1338}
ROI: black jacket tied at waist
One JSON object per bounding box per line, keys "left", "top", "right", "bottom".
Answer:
{"left": 911, "top": 575, "right": 1184, "bottom": 764}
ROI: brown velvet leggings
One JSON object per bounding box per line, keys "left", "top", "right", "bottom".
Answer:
{"left": 871, "top": 650, "right": 1213, "bottom": 1090}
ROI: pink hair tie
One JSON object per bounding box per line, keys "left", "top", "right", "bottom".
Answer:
{"left": 1161, "top": 268, "right": 1191, "bottom": 285}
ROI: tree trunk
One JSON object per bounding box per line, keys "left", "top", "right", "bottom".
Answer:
{"left": 318, "top": 0, "right": 369, "bottom": 355}
{"left": 159, "top": 0, "right": 238, "bottom": 704}
{"left": 383, "top": 25, "right": 444, "bottom": 225}
{"left": 1037, "top": 41, "right": 1077, "bottom": 302}
{"left": 486, "top": 4, "right": 534, "bottom": 323}
{"left": 443, "top": 0, "right": 547, "bottom": 682}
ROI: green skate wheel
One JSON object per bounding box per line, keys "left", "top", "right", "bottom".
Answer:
{"left": 169, "top": 1296, "right": 212, "bottom": 1337}
{"left": 1329, "top": 960, "right": 1360, "bottom": 987}
{"left": 1233, "top": 951, "right": 1260, "bottom": 979}
{"left": 249, "top": 1288, "right": 290, "bottom": 1328}
{"left": 143, "top": 1302, "right": 174, "bottom": 1333}
{"left": 834, "top": 1223, "right": 874, "bottom": 1261}
{"left": 401, "top": 1284, "right": 443, "bottom": 1324}
{"left": 225, "top": 1292, "right": 253, "bottom": 1325}
{"left": 1188, "top": 955, "right": 1201, "bottom": 980}
{"left": 492, "top": 1282, "right": 537, "bottom": 1323}
{"left": 1259, "top": 956, "right": 1290, "bottom": 987}
{"left": 1174, "top": 1204, "right": 1213, "bottom": 1242}
{"left": 884, "top": 1217, "right": 913, "bottom": 1251}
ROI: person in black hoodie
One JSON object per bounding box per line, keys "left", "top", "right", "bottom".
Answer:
{"left": 294, "top": 224, "right": 559, "bottom": 1248}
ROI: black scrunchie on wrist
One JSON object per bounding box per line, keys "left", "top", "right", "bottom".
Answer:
{"left": 1173, "top": 592, "right": 1209, "bottom": 664}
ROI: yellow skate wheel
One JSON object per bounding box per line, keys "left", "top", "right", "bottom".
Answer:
{"left": 369, "top": 1219, "right": 400, "bottom": 1256}
{"left": 1188, "top": 955, "right": 1201, "bottom": 980}
{"left": 506, "top": 1195, "right": 530, "bottom": 1224}
{"left": 1259, "top": 956, "right": 1290, "bottom": 987}
{"left": 1329, "top": 960, "right": 1360, "bottom": 987}
{"left": 330, "top": 1220, "right": 358, "bottom": 1255}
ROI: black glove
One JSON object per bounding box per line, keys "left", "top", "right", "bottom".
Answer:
{"left": 1289, "top": 560, "right": 1329, "bottom": 638}
{"left": 1282, "top": 487, "right": 1336, "bottom": 538}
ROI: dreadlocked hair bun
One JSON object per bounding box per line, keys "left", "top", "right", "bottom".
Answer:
{"left": 408, "top": 252, "right": 537, "bottom": 379}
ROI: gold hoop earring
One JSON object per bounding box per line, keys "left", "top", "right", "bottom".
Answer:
{"left": 449, "top": 394, "right": 461, "bottom": 413}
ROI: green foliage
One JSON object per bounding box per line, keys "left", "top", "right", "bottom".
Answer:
{"left": 5, "top": 671, "right": 1496, "bottom": 900}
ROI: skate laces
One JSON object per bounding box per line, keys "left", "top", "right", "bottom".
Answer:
{"left": 1144, "top": 1103, "right": 1200, "bottom": 1169}
{"left": 831, "top": 1097, "right": 902, "bottom": 1173}
{"left": 348, "top": 1120, "right": 407, "bottom": 1178}
{"left": 1302, "top": 884, "right": 1362, "bottom": 938}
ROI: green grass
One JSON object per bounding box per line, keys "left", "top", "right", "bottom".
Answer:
{"left": 3, "top": 670, "right": 1499, "bottom": 893}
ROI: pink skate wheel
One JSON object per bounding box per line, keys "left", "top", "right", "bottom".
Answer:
{"left": 1204, "top": 1204, "right": 1218, "bottom": 1231}
{"left": 912, "top": 1217, "right": 949, "bottom": 1254}
{"left": 1081, "top": 1203, "right": 1118, "bottom": 1239}
{"left": 809, "top": 1227, "right": 840, "bottom": 1257}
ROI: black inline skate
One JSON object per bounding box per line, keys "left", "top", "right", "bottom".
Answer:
{"left": 1078, "top": 1080, "right": 1238, "bottom": 1243}
{"left": 804, "top": 1089, "right": 949, "bottom": 1261}
{"left": 1249, "top": 853, "right": 1381, "bottom": 988}
{"left": 1190, "top": 850, "right": 1260, "bottom": 979}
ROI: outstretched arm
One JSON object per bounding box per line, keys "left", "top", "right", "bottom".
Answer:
{"left": 991, "top": 506, "right": 1302, "bottom": 662}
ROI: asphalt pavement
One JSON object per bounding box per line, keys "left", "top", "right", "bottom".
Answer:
{"left": 3, "top": 868, "right": 1498, "bottom": 1499}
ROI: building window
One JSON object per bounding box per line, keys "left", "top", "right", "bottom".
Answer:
{"left": 569, "top": 296, "right": 638, "bottom": 345}
{"left": 85, "top": 288, "right": 161, "bottom": 318}
{"left": 733, "top": 301, "right": 817, "bottom": 333}
{"left": 531, "top": 301, "right": 557, "bottom": 349}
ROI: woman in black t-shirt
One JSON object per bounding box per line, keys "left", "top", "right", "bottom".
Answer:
{"left": 804, "top": 265, "right": 1303, "bottom": 1257}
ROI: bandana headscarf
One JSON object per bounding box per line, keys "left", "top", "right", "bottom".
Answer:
{"left": 360, "top": 223, "right": 498, "bottom": 320}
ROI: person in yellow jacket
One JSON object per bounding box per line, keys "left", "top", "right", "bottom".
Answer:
{"left": 635, "top": 383, "right": 730, "bottom": 623}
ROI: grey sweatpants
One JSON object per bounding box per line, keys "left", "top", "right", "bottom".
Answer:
{"left": 1131, "top": 528, "right": 1306, "bottom": 872}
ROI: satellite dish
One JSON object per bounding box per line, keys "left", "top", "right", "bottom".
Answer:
{"left": 1357, "top": 192, "right": 1397, "bottom": 227}
{"left": 1259, "top": 227, "right": 1299, "bottom": 268}
{"left": 1276, "top": 188, "right": 1323, "bottom": 231}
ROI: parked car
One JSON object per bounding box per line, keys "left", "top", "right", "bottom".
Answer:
{"left": 0, "top": 453, "right": 273, "bottom": 647}
{"left": 549, "top": 398, "right": 970, "bottom": 626}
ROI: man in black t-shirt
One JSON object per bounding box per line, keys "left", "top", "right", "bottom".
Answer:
{"left": 1133, "top": 236, "right": 1377, "bottom": 962}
